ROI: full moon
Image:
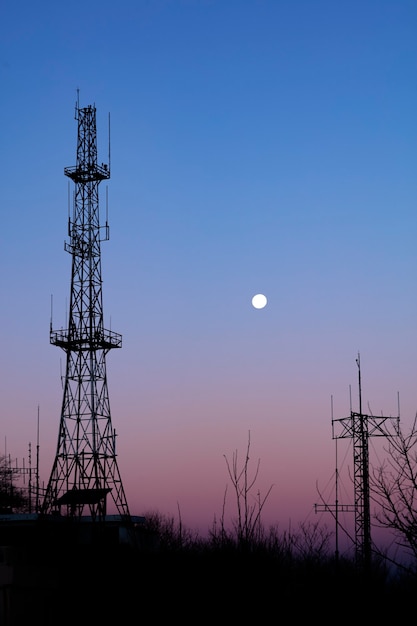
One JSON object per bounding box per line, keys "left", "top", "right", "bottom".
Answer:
{"left": 252, "top": 293, "right": 267, "bottom": 309}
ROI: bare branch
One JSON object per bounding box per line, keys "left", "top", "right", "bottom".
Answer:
{"left": 370, "top": 414, "right": 417, "bottom": 561}
{"left": 222, "top": 431, "right": 274, "bottom": 547}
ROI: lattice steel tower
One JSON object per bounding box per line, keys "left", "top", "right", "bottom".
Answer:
{"left": 41, "top": 99, "right": 131, "bottom": 522}
{"left": 327, "top": 355, "right": 399, "bottom": 570}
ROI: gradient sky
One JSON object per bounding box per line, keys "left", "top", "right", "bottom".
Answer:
{"left": 1, "top": 1, "right": 416, "bottom": 551}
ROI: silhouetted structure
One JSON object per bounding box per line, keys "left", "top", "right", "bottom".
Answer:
{"left": 316, "top": 354, "right": 399, "bottom": 571}
{"left": 41, "top": 97, "right": 131, "bottom": 524}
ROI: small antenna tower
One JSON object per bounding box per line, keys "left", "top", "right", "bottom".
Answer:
{"left": 316, "top": 354, "right": 399, "bottom": 572}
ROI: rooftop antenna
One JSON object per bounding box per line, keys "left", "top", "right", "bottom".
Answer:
{"left": 28, "top": 442, "right": 32, "bottom": 513}
{"left": 108, "top": 112, "right": 111, "bottom": 176}
{"left": 67, "top": 181, "right": 71, "bottom": 219}
{"left": 50, "top": 294, "right": 53, "bottom": 334}
{"left": 36, "top": 405, "right": 40, "bottom": 513}
{"left": 75, "top": 88, "right": 80, "bottom": 119}
{"left": 332, "top": 395, "right": 340, "bottom": 564}
{"left": 106, "top": 185, "right": 109, "bottom": 224}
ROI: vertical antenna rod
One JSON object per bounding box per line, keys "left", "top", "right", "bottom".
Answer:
{"left": 36, "top": 405, "right": 40, "bottom": 513}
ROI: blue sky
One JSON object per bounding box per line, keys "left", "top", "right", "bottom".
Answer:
{"left": 1, "top": 0, "right": 417, "bottom": 548}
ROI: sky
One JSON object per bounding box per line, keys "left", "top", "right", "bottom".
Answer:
{"left": 1, "top": 0, "right": 417, "bottom": 553}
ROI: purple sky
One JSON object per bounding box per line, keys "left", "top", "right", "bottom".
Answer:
{"left": 1, "top": 1, "right": 417, "bottom": 554}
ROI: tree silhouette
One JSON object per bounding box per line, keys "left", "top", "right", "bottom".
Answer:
{"left": 371, "top": 413, "right": 417, "bottom": 563}
{"left": 221, "top": 430, "right": 274, "bottom": 548}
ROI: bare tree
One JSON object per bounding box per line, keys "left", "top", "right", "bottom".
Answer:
{"left": 370, "top": 413, "right": 417, "bottom": 563}
{"left": 141, "top": 508, "right": 200, "bottom": 551}
{"left": 290, "top": 521, "right": 333, "bottom": 562}
{"left": 222, "top": 431, "right": 274, "bottom": 548}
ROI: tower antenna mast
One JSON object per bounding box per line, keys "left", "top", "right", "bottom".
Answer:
{"left": 41, "top": 100, "right": 131, "bottom": 524}
{"left": 317, "top": 354, "right": 399, "bottom": 572}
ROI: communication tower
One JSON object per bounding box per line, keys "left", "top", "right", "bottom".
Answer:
{"left": 41, "top": 98, "right": 131, "bottom": 524}
{"left": 316, "top": 354, "right": 399, "bottom": 571}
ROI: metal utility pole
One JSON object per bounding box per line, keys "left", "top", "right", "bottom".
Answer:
{"left": 330, "top": 354, "right": 399, "bottom": 570}
{"left": 41, "top": 98, "right": 131, "bottom": 524}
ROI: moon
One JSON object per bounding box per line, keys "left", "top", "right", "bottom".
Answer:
{"left": 251, "top": 293, "right": 267, "bottom": 309}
